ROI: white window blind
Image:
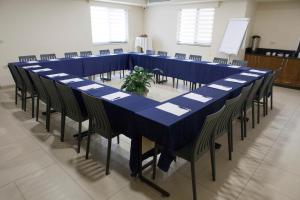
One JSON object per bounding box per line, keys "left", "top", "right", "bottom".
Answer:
{"left": 178, "top": 8, "right": 215, "bottom": 46}
{"left": 90, "top": 6, "right": 128, "bottom": 44}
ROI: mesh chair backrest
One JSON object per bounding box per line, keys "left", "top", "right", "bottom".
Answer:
{"left": 146, "top": 50, "right": 155, "bottom": 55}
{"left": 40, "top": 77, "right": 63, "bottom": 112}
{"left": 81, "top": 93, "right": 113, "bottom": 138}
{"left": 64, "top": 52, "right": 78, "bottom": 58}
{"left": 80, "top": 51, "right": 92, "bottom": 57}
{"left": 175, "top": 53, "right": 186, "bottom": 59}
{"left": 99, "top": 49, "right": 110, "bottom": 55}
{"left": 215, "top": 94, "right": 242, "bottom": 138}
{"left": 232, "top": 59, "right": 248, "bottom": 66}
{"left": 213, "top": 57, "right": 228, "bottom": 64}
{"left": 189, "top": 55, "right": 202, "bottom": 61}
{"left": 17, "top": 68, "right": 35, "bottom": 93}
{"left": 56, "top": 83, "right": 84, "bottom": 120}
{"left": 114, "top": 48, "right": 123, "bottom": 54}
{"left": 193, "top": 106, "right": 225, "bottom": 158}
{"left": 258, "top": 73, "right": 273, "bottom": 99}
{"left": 28, "top": 72, "right": 49, "bottom": 102}
{"left": 8, "top": 65, "right": 23, "bottom": 88}
{"left": 157, "top": 51, "right": 167, "bottom": 56}
{"left": 19, "top": 55, "right": 37, "bottom": 62}
{"left": 233, "top": 83, "right": 253, "bottom": 117}
{"left": 246, "top": 77, "right": 264, "bottom": 108}
{"left": 40, "top": 54, "right": 56, "bottom": 60}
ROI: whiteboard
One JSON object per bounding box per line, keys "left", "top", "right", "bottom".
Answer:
{"left": 219, "top": 18, "right": 249, "bottom": 55}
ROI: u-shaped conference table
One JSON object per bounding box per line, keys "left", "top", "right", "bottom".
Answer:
{"left": 9, "top": 52, "right": 270, "bottom": 196}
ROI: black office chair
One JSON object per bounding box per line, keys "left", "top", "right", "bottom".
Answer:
{"left": 189, "top": 55, "right": 202, "bottom": 61}
{"left": 99, "top": 49, "right": 110, "bottom": 55}
{"left": 175, "top": 53, "right": 186, "bottom": 59}
{"left": 242, "top": 77, "right": 264, "bottom": 138}
{"left": 213, "top": 57, "right": 228, "bottom": 64}
{"left": 82, "top": 93, "right": 121, "bottom": 175}
{"left": 157, "top": 51, "right": 168, "bottom": 57}
{"left": 231, "top": 59, "right": 248, "bottom": 66}
{"left": 40, "top": 54, "right": 56, "bottom": 61}
{"left": 266, "top": 69, "right": 279, "bottom": 114}
{"left": 28, "top": 72, "right": 50, "bottom": 126}
{"left": 114, "top": 48, "right": 123, "bottom": 54}
{"left": 146, "top": 50, "right": 155, "bottom": 55}
{"left": 17, "top": 68, "right": 37, "bottom": 118}
{"left": 80, "top": 51, "right": 93, "bottom": 57}
{"left": 65, "top": 52, "right": 78, "bottom": 58}
{"left": 8, "top": 65, "right": 24, "bottom": 106}
{"left": 56, "top": 83, "right": 88, "bottom": 152}
{"left": 19, "top": 55, "right": 37, "bottom": 62}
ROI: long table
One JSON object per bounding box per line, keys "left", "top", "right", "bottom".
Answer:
{"left": 9, "top": 53, "right": 270, "bottom": 196}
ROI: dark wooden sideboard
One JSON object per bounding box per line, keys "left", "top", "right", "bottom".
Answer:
{"left": 245, "top": 54, "right": 300, "bottom": 89}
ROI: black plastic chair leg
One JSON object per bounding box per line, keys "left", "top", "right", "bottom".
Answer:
{"left": 252, "top": 102, "right": 255, "bottom": 128}
{"left": 46, "top": 104, "right": 51, "bottom": 132}
{"left": 106, "top": 139, "right": 112, "bottom": 175}
{"left": 191, "top": 161, "right": 197, "bottom": 200}
{"left": 36, "top": 97, "right": 39, "bottom": 122}
{"left": 85, "top": 133, "right": 91, "bottom": 159}
{"left": 61, "top": 114, "right": 66, "bottom": 142}
{"left": 77, "top": 122, "right": 82, "bottom": 153}
{"left": 31, "top": 95, "right": 35, "bottom": 118}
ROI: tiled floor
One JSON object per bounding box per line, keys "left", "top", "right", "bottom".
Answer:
{"left": 0, "top": 73, "right": 300, "bottom": 200}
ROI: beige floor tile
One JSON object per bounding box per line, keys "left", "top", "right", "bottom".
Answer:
{"left": 0, "top": 183, "right": 25, "bottom": 200}
{"left": 16, "top": 164, "right": 92, "bottom": 200}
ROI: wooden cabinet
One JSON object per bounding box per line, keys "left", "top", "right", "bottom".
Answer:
{"left": 245, "top": 54, "right": 300, "bottom": 89}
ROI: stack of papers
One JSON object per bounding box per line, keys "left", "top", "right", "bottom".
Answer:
{"left": 183, "top": 93, "right": 212, "bottom": 103}
{"left": 102, "top": 91, "right": 130, "bottom": 101}
{"left": 23, "top": 65, "right": 42, "bottom": 69}
{"left": 49, "top": 58, "right": 59, "bottom": 61}
{"left": 32, "top": 68, "right": 52, "bottom": 72}
{"left": 60, "top": 78, "right": 83, "bottom": 84}
{"left": 208, "top": 84, "right": 232, "bottom": 91}
{"left": 227, "top": 65, "right": 241, "bottom": 68}
{"left": 240, "top": 72, "right": 260, "bottom": 77}
{"left": 225, "top": 78, "right": 246, "bottom": 84}
{"left": 46, "top": 73, "right": 69, "bottom": 78}
{"left": 78, "top": 84, "right": 103, "bottom": 91}
{"left": 249, "top": 69, "right": 267, "bottom": 74}
{"left": 207, "top": 62, "right": 219, "bottom": 65}
{"left": 26, "top": 61, "right": 38, "bottom": 64}
{"left": 156, "top": 102, "right": 190, "bottom": 116}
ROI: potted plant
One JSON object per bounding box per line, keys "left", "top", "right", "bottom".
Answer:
{"left": 121, "top": 66, "right": 154, "bottom": 96}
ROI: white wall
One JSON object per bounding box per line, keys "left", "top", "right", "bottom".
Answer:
{"left": 252, "top": 1, "right": 300, "bottom": 50}
{"left": 144, "top": 0, "right": 248, "bottom": 61}
{"left": 0, "top": 0, "right": 144, "bottom": 87}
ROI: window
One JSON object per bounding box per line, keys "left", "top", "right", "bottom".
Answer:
{"left": 90, "top": 6, "right": 128, "bottom": 44}
{"left": 177, "top": 8, "right": 215, "bottom": 46}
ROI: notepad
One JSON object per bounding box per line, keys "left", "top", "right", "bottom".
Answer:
{"left": 32, "top": 68, "right": 52, "bottom": 72}
{"left": 227, "top": 65, "right": 241, "bottom": 68}
{"left": 46, "top": 73, "right": 69, "bottom": 78}
{"left": 183, "top": 93, "right": 212, "bottom": 103}
{"left": 249, "top": 69, "right": 267, "bottom": 74}
{"left": 156, "top": 102, "right": 190, "bottom": 116}
{"left": 22, "top": 65, "right": 42, "bottom": 69}
{"left": 240, "top": 72, "right": 260, "bottom": 77}
{"left": 26, "top": 61, "right": 38, "bottom": 64}
{"left": 207, "top": 62, "right": 219, "bottom": 65}
{"left": 102, "top": 91, "right": 130, "bottom": 101}
{"left": 60, "top": 78, "right": 83, "bottom": 84}
{"left": 49, "top": 58, "right": 59, "bottom": 61}
{"left": 78, "top": 84, "right": 103, "bottom": 91}
{"left": 225, "top": 78, "right": 246, "bottom": 84}
{"left": 208, "top": 84, "right": 232, "bottom": 91}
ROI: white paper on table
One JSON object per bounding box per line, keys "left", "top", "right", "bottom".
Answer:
{"left": 102, "top": 91, "right": 130, "bottom": 101}
{"left": 169, "top": 57, "right": 177, "bottom": 59}
{"left": 240, "top": 72, "right": 260, "bottom": 77}
{"left": 224, "top": 78, "right": 246, "bottom": 84}
{"left": 26, "top": 61, "right": 38, "bottom": 64}
{"left": 72, "top": 56, "right": 81, "bottom": 59}
{"left": 185, "top": 59, "right": 194, "bottom": 62}
{"left": 78, "top": 84, "right": 103, "bottom": 91}
{"left": 207, "top": 62, "right": 219, "bottom": 65}
{"left": 49, "top": 58, "right": 59, "bottom": 61}
{"left": 183, "top": 93, "right": 212, "bottom": 103}
{"left": 46, "top": 73, "right": 69, "bottom": 78}
{"left": 249, "top": 69, "right": 267, "bottom": 74}
{"left": 208, "top": 84, "right": 232, "bottom": 91}
{"left": 88, "top": 55, "right": 96, "bottom": 57}
{"left": 60, "top": 78, "right": 83, "bottom": 84}
{"left": 22, "top": 65, "right": 42, "bottom": 69}
{"left": 151, "top": 55, "right": 160, "bottom": 57}
{"left": 32, "top": 68, "right": 52, "bottom": 72}
{"left": 227, "top": 65, "right": 241, "bottom": 68}
{"left": 156, "top": 102, "right": 190, "bottom": 116}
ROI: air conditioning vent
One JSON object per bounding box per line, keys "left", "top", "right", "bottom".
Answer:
{"left": 148, "top": 0, "right": 170, "bottom": 3}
